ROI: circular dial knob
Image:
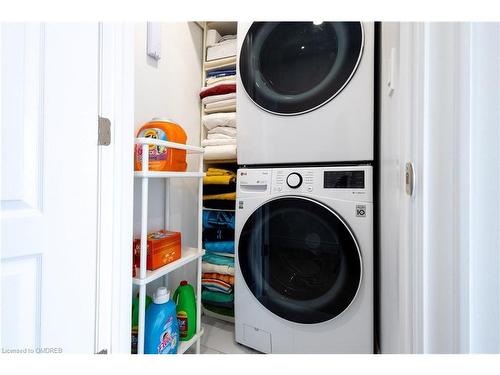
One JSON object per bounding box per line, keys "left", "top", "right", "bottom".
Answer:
{"left": 286, "top": 172, "right": 303, "bottom": 189}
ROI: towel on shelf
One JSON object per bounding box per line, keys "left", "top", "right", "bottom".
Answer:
{"left": 202, "top": 253, "right": 235, "bottom": 266}
{"left": 206, "top": 75, "right": 236, "bottom": 86}
{"left": 203, "top": 192, "right": 236, "bottom": 201}
{"left": 205, "top": 167, "right": 236, "bottom": 177}
{"left": 203, "top": 304, "right": 234, "bottom": 317}
{"left": 203, "top": 198, "right": 236, "bottom": 210}
{"left": 203, "top": 192, "right": 236, "bottom": 209}
{"left": 203, "top": 79, "right": 236, "bottom": 90}
{"left": 202, "top": 289, "right": 234, "bottom": 303}
{"left": 202, "top": 112, "right": 236, "bottom": 130}
{"left": 201, "top": 278, "right": 233, "bottom": 294}
{"left": 205, "top": 99, "right": 236, "bottom": 112}
{"left": 205, "top": 97, "right": 236, "bottom": 108}
{"left": 205, "top": 105, "right": 236, "bottom": 114}
{"left": 207, "top": 133, "right": 234, "bottom": 140}
{"left": 203, "top": 209, "right": 235, "bottom": 229}
{"left": 201, "top": 138, "right": 236, "bottom": 147}
{"left": 203, "top": 228, "right": 235, "bottom": 242}
{"left": 219, "top": 34, "right": 237, "bottom": 42}
{"left": 202, "top": 272, "right": 234, "bottom": 285}
{"left": 203, "top": 168, "right": 236, "bottom": 185}
{"left": 201, "top": 92, "right": 236, "bottom": 105}
{"left": 200, "top": 83, "right": 236, "bottom": 99}
{"left": 206, "top": 37, "right": 237, "bottom": 62}
{"left": 211, "top": 252, "right": 235, "bottom": 258}
{"left": 202, "top": 262, "right": 234, "bottom": 275}
{"left": 204, "top": 241, "right": 234, "bottom": 254}
{"left": 202, "top": 300, "right": 234, "bottom": 309}
{"left": 206, "top": 68, "right": 236, "bottom": 78}
{"left": 207, "top": 126, "right": 237, "bottom": 137}
{"left": 203, "top": 183, "right": 236, "bottom": 195}
{"left": 203, "top": 144, "right": 237, "bottom": 161}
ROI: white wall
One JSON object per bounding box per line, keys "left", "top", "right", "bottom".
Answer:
{"left": 133, "top": 22, "right": 203, "bottom": 293}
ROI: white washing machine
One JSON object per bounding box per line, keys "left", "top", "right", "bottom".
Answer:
{"left": 235, "top": 165, "right": 373, "bottom": 353}
{"left": 237, "top": 22, "right": 374, "bottom": 165}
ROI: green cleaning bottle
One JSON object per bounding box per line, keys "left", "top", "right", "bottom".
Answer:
{"left": 173, "top": 280, "right": 197, "bottom": 341}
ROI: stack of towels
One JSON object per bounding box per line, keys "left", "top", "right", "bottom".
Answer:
{"left": 201, "top": 168, "right": 236, "bottom": 317}
{"left": 200, "top": 68, "right": 237, "bottom": 161}
{"left": 200, "top": 68, "right": 236, "bottom": 114}
{"left": 201, "top": 209, "right": 236, "bottom": 318}
{"left": 202, "top": 168, "right": 236, "bottom": 210}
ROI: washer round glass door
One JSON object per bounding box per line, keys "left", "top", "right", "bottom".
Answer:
{"left": 239, "top": 22, "right": 364, "bottom": 115}
{"left": 238, "top": 197, "right": 362, "bottom": 324}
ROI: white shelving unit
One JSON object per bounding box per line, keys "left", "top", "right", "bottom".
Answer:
{"left": 200, "top": 22, "right": 238, "bottom": 164}
{"left": 134, "top": 137, "right": 205, "bottom": 354}
{"left": 199, "top": 22, "right": 238, "bottom": 325}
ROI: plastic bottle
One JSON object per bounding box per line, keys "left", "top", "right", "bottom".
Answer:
{"left": 173, "top": 280, "right": 197, "bottom": 341}
{"left": 132, "top": 293, "right": 153, "bottom": 327}
{"left": 131, "top": 293, "right": 153, "bottom": 354}
{"left": 144, "top": 287, "right": 179, "bottom": 354}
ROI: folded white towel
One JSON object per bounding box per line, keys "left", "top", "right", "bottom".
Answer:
{"left": 202, "top": 79, "right": 236, "bottom": 91}
{"left": 202, "top": 92, "right": 236, "bottom": 105}
{"left": 202, "top": 262, "right": 235, "bottom": 276}
{"left": 204, "top": 105, "right": 236, "bottom": 114}
{"left": 205, "top": 98, "right": 236, "bottom": 111}
{"left": 202, "top": 138, "right": 236, "bottom": 147}
{"left": 207, "top": 126, "right": 237, "bottom": 137}
{"left": 203, "top": 144, "right": 237, "bottom": 161}
{"left": 218, "top": 34, "right": 237, "bottom": 42}
{"left": 202, "top": 112, "right": 236, "bottom": 130}
{"left": 206, "top": 29, "right": 222, "bottom": 47}
{"left": 207, "top": 133, "right": 234, "bottom": 140}
{"left": 206, "top": 75, "right": 236, "bottom": 86}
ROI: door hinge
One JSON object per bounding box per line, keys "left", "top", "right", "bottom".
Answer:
{"left": 405, "top": 162, "right": 415, "bottom": 196}
{"left": 98, "top": 116, "right": 111, "bottom": 146}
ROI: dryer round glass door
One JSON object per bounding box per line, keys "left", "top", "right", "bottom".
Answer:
{"left": 239, "top": 22, "right": 364, "bottom": 115}
{"left": 238, "top": 196, "right": 362, "bottom": 324}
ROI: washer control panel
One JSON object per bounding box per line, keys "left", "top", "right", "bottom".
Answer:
{"left": 273, "top": 169, "right": 315, "bottom": 193}
{"left": 240, "top": 166, "right": 372, "bottom": 202}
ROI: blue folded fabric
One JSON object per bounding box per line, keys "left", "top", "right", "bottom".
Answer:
{"left": 206, "top": 69, "right": 236, "bottom": 78}
{"left": 204, "top": 241, "right": 235, "bottom": 254}
{"left": 202, "top": 253, "right": 235, "bottom": 267}
{"left": 203, "top": 210, "right": 235, "bottom": 230}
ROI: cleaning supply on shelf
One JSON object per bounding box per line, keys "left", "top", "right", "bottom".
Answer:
{"left": 132, "top": 294, "right": 153, "bottom": 327}
{"left": 131, "top": 294, "right": 153, "bottom": 354}
{"left": 173, "top": 281, "right": 197, "bottom": 342}
{"left": 135, "top": 118, "right": 188, "bottom": 172}
{"left": 133, "top": 230, "right": 181, "bottom": 271}
{"left": 144, "top": 287, "right": 179, "bottom": 354}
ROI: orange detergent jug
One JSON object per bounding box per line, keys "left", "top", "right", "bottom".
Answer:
{"left": 135, "top": 118, "right": 188, "bottom": 172}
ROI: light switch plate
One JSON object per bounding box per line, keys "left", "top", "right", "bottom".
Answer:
{"left": 147, "top": 22, "right": 161, "bottom": 60}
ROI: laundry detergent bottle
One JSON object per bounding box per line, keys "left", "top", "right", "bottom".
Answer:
{"left": 144, "top": 287, "right": 179, "bottom": 354}
{"left": 173, "top": 280, "right": 197, "bottom": 341}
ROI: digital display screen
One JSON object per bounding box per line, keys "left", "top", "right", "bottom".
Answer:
{"left": 324, "top": 171, "right": 364, "bottom": 189}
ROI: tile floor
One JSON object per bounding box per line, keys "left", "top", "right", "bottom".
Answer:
{"left": 187, "top": 315, "right": 260, "bottom": 354}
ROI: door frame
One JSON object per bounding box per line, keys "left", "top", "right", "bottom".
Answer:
{"left": 380, "top": 22, "right": 471, "bottom": 354}
{"left": 95, "top": 22, "right": 135, "bottom": 354}
{"left": 400, "top": 22, "right": 471, "bottom": 353}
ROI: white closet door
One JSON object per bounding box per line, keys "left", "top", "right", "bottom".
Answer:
{"left": 1, "top": 23, "right": 99, "bottom": 353}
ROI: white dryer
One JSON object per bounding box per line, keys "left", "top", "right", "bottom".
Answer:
{"left": 235, "top": 166, "right": 373, "bottom": 353}
{"left": 237, "top": 22, "right": 374, "bottom": 165}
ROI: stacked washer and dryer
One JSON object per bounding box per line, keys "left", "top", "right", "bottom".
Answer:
{"left": 234, "top": 22, "right": 374, "bottom": 353}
